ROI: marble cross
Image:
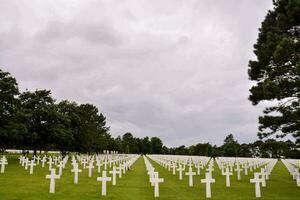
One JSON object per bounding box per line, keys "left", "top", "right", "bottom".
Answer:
{"left": 97, "top": 170, "right": 112, "bottom": 196}
{"left": 185, "top": 166, "right": 196, "bottom": 187}
{"left": 46, "top": 169, "right": 60, "bottom": 193}
{"left": 250, "top": 172, "right": 263, "bottom": 198}
{"left": 201, "top": 172, "right": 215, "bottom": 198}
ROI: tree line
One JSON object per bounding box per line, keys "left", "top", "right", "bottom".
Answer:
{"left": 0, "top": 68, "right": 165, "bottom": 155}
{"left": 1, "top": 68, "right": 299, "bottom": 158}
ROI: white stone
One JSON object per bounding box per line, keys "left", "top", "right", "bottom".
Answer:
{"left": 97, "top": 170, "right": 112, "bottom": 196}
{"left": 71, "top": 163, "right": 82, "bottom": 184}
{"left": 29, "top": 160, "right": 36, "bottom": 174}
{"left": 177, "top": 164, "right": 184, "bottom": 180}
{"left": 0, "top": 156, "right": 8, "bottom": 173}
{"left": 185, "top": 166, "right": 196, "bottom": 187}
{"left": 150, "top": 172, "right": 164, "bottom": 197}
{"left": 109, "top": 166, "right": 120, "bottom": 185}
{"left": 201, "top": 172, "right": 215, "bottom": 198}
{"left": 87, "top": 162, "right": 94, "bottom": 177}
{"left": 46, "top": 169, "right": 60, "bottom": 193}
{"left": 250, "top": 172, "right": 263, "bottom": 198}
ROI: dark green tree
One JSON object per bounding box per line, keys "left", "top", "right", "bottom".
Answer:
{"left": 150, "top": 137, "right": 163, "bottom": 154}
{"left": 0, "top": 69, "right": 23, "bottom": 151}
{"left": 19, "top": 90, "right": 56, "bottom": 154}
{"left": 141, "top": 137, "right": 152, "bottom": 154}
{"left": 222, "top": 134, "right": 240, "bottom": 157}
{"left": 248, "top": 0, "right": 300, "bottom": 143}
{"left": 122, "top": 132, "right": 135, "bottom": 153}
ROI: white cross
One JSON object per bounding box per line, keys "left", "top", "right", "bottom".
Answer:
{"left": 36, "top": 156, "right": 41, "bottom": 165}
{"left": 250, "top": 172, "right": 263, "bottom": 198}
{"left": 24, "top": 158, "right": 29, "bottom": 170}
{"left": 57, "top": 162, "right": 63, "bottom": 176}
{"left": 235, "top": 164, "right": 242, "bottom": 180}
{"left": 29, "top": 160, "right": 36, "bottom": 174}
{"left": 150, "top": 173, "right": 164, "bottom": 197}
{"left": 97, "top": 170, "right": 112, "bottom": 196}
{"left": 195, "top": 163, "right": 201, "bottom": 175}
{"left": 172, "top": 163, "right": 176, "bottom": 175}
{"left": 201, "top": 172, "right": 215, "bottom": 198}
{"left": 48, "top": 158, "right": 54, "bottom": 171}
{"left": 81, "top": 159, "right": 88, "bottom": 169}
{"left": 0, "top": 157, "right": 8, "bottom": 173}
{"left": 185, "top": 167, "right": 196, "bottom": 187}
{"left": 177, "top": 164, "right": 184, "bottom": 180}
{"left": 222, "top": 167, "right": 232, "bottom": 187}
{"left": 103, "top": 159, "right": 108, "bottom": 170}
{"left": 71, "top": 163, "right": 82, "bottom": 184}
{"left": 96, "top": 160, "right": 102, "bottom": 173}
{"left": 109, "top": 166, "right": 120, "bottom": 185}
{"left": 46, "top": 169, "right": 60, "bottom": 193}
{"left": 87, "top": 162, "right": 94, "bottom": 177}
{"left": 41, "top": 156, "right": 47, "bottom": 167}
{"left": 244, "top": 164, "right": 249, "bottom": 175}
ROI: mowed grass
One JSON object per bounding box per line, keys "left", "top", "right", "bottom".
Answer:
{"left": 0, "top": 155, "right": 299, "bottom": 200}
{"left": 147, "top": 157, "right": 300, "bottom": 200}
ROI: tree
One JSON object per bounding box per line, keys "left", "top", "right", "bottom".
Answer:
{"left": 222, "top": 134, "right": 240, "bottom": 157}
{"left": 141, "top": 137, "right": 152, "bottom": 154}
{"left": 122, "top": 132, "right": 135, "bottom": 153}
{"left": 0, "top": 69, "right": 22, "bottom": 151}
{"left": 150, "top": 137, "right": 163, "bottom": 154}
{"left": 248, "top": 0, "right": 300, "bottom": 143}
{"left": 19, "top": 90, "right": 56, "bottom": 154}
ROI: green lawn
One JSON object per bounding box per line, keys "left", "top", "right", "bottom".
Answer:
{"left": 0, "top": 155, "right": 299, "bottom": 200}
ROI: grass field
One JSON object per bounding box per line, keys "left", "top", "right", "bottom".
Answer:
{"left": 0, "top": 155, "right": 299, "bottom": 200}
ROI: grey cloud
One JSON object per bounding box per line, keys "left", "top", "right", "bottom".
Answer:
{"left": 0, "top": 0, "right": 274, "bottom": 147}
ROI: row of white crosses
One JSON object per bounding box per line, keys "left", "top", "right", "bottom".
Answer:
{"left": 216, "top": 157, "right": 277, "bottom": 198}
{"left": 0, "top": 156, "right": 8, "bottom": 173}
{"left": 143, "top": 156, "right": 164, "bottom": 198}
{"left": 148, "top": 155, "right": 216, "bottom": 198}
{"left": 69, "top": 154, "right": 139, "bottom": 196}
{"left": 148, "top": 154, "right": 209, "bottom": 182}
{"left": 250, "top": 159, "right": 277, "bottom": 198}
{"left": 96, "top": 154, "right": 139, "bottom": 196}
{"left": 282, "top": 159, "right": 300, "bottom": 187}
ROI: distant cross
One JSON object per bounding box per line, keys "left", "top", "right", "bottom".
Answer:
{"left": 201, "top": 172, "right": 215, "bottom": 198}
{"left": 97, "top": 170, "right": 112, "bottom": 196}
{"left": 81, "top": 159, "right": 88, "bottom": 169}
{"left": 46, "top": 169, "right": 60, "bottom": 193}
{"left": 57, "top": 161, "right": 63, "bottom": 176}
{"left": 103, "top": 159, "right": 108, "bottom": 170}
{"left": 0, "top": 157, "right": 8, "bottom": 173}
{"left": 185, "top": 166, "right": 196, "bottom": 187}
{"left": 235, "top": 164, "right": 242, "bottom": 180}
{"left": 109, "top": 166, "right": 120, "bottom": 185}
{"left": 48, "top": 158, "right": 54, "bottom": 171}
{"left": 177, "top": 164, "right": 184, "bottom": 180}
{"left": 29, "top": 160, "right": 36, "bottom": 174}
{"left": 36, "top": 156, "right": 41, "bottom": 165}
{"left": 172, "top": 163, "right": 176, "bottom": 175}
{"left": 222, "top": 167, "right": 232, "bottom": 187}
{"left": 195, "top": 163, "right": 201, "bottom": 175}
{"left": 96, "top": 159, "right": 102, "bottom": 173}
{"left": 41, "top": 156, "right": 47, "bottom": 168}
{"left": 71, "top": 163, "right": 82, "bottom": 184}
{"left": 24, "top": 158, "right": 29, "bottom": 170}
{"left": 87, "top": 162, "right": 94, "bottom": 177}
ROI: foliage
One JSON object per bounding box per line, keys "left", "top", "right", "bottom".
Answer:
{"left": 248, "top": 0, "right": 300, "bottom": 142}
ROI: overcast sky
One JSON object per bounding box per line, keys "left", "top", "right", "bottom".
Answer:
{"left": 0, "top": 0, "right": 274, "bottom": 147}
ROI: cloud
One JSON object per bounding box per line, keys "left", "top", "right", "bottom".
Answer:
{"left": 0, "top": 0, "right": 273, "bottom": 146}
